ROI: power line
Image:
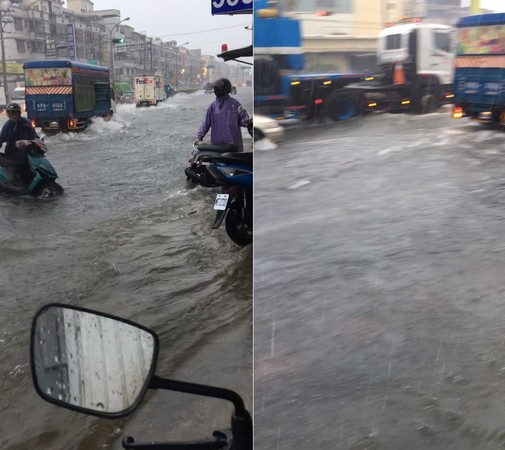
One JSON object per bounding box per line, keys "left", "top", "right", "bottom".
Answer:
{"left": 155, "top": 23, "right": 251, "bottom": 38}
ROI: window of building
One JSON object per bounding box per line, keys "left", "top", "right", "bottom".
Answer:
{"left": 434, "top": 31, "right": 451, "bottom": 53}
{"left": 16, "top": 40, "right": 26, "bottom": 53}
{"left": 14, "top": 18, "right": 23, "bottom": 31}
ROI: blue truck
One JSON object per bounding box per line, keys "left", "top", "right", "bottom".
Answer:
{"left": 24, "top": 60, "right": 115, "bottom": 132}
{"left": 452, "top": 13, "right": 505, "bottom": 126}
{"left": 254, "top": 1, "right": 454, "bottom": 122}
{"left": 254, "top": 0, "right": 363, "bottom": 121}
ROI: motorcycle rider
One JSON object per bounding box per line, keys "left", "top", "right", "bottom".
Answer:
{"left": 0, "top": 102, "right": 39, "bottom": 186}
{"left": 194, "top": 78, "right": 251, "bottom": 152}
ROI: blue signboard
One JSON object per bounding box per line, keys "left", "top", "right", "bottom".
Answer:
{"left": 67, "top": 23, "right": 76, "bottom": 60}
{"left": 211, "top": 0, "right": 252, "bottom": 15}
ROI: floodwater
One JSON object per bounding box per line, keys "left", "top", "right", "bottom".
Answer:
{"left": 255, "top": 111, "right": 505, "bottom": 449}
{"left": 0, "top": 89, "right": 252, "bottom": 449}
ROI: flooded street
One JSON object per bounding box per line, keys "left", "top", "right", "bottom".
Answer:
{"left": 0, "top": 89, "right": 252, "bottom": 449}
{"left": 254, "top": 111, "right": 505, "bottom": 449}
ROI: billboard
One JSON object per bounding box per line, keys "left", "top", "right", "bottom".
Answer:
{"left": 211, "top": 0, "right": 252, "bottom": 15}
{"left": 67, "top": 23, "right": 77, "bottom": 60}
{"left": 45, "top": 37, "right": 57, "bottom": 59}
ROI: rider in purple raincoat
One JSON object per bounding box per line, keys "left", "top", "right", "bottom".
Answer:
{"left": 195, "top": 78, "right": 250, "bottom": 152}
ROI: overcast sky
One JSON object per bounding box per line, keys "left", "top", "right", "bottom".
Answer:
{"left": 71, "top": 0, "right": 505, "bottom": 58}
{"left": 86, "top": 0, "right": 253, "bottom": 56}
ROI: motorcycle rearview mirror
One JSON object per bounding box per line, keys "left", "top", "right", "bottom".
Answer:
{"left": 30, "top": 303, "right": 159, "bottom": 418}
{"left": 31, "top": 304, "right": 252, "bottom": 450}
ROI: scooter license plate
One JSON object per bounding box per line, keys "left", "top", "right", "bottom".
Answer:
{"left": 214, "top": 193, "right": 229, "bottom": 210}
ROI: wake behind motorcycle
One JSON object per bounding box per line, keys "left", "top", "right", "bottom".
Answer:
{"left": 0, "top": 139, "right": 63, "bottom": 197}
{"left": 30, "top": 303, "right": 252, "bottom": 450}
{"left": 202, "top": 152, "right": 253, "bottom": 246}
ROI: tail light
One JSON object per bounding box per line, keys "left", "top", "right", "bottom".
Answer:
{"left": 453, "top": 106, "right": 463, "bottom": 119}
{"left": 68, "top": 119, "right": 75, "bottom": 128}
{"left": 30, "top": 119, "right": 36, "bottom": 128}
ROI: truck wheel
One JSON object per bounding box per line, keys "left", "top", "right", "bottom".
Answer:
{"left": 414, "top": 87, "right": 438, "bottom": 114}
{"left": 327, "top": 90, "right": 361, "bottom": 121}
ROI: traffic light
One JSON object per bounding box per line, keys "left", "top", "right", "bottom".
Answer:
{"left": 112, "top": 38, "right": 125, "bottom": 44}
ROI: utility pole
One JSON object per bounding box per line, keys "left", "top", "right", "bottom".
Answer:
{"left": 149, "top": 38, "right": 153, "bottom": 71}
{"left": 175, "top": 42, "right": 189, "bottom": 92}
{"left": 106, "top": 17, "right": 130, "bottom": 89}
{"left": 470, "top": 0, "right": 480, "bottom": 14}
{"left": 0, "top": 1, "right": 13, "bottom": 104}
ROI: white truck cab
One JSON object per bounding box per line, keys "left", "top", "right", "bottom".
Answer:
{"left": 377, "top": 22, "right": 455, "bottom": 86}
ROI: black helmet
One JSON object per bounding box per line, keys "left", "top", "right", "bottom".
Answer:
{"left": 6, "top": 102, "right": 21, "bottom": 120}
{"left": 6, "top": 102, "right": 21, "bottom": 113}
{"left": 211, "top": 78, "right": 232, "bottom": 97}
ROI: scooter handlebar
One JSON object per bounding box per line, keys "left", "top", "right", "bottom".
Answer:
{"left": 122, "top": 432, "right": 229, "bottom": 450}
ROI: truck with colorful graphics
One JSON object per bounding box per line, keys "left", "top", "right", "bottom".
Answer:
{"left": 24, "top": 60, "right": 115, "bottom": 133}
{"left": 452, "top": 13, "right": 505, "bottom": 126}
{"left": 254, "top": 0, "right": 454, "bottom": 121}
{"left": 134, "top": 74, "right": 166, "bottom": 107}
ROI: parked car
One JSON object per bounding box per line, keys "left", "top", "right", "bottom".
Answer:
{"left": 253, "top": 114, "right": 284, "bottom": 143}
{"left": 121, "top": 91, "right": 134, "bottom": 104}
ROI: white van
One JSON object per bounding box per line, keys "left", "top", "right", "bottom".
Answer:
{"left": 10, "top": 87, "right": 26, "bottom": 112}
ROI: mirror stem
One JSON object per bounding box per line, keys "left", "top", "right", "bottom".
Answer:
{"left": 149, "top": 375, "right": 247, "bottom": 415}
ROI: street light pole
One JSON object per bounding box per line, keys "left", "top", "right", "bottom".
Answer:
{"left": 0, "top": 0, "right": 12, "bottom": 104}
{"left": 107, "top": 16, "right": 130, "bottom": 88}
{"left": 175, "top": 41, "right": 188, "bottom": 92}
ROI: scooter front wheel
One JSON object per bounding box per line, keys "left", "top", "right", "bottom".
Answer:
{"left": 33, "top": 180, "right": 64, "bottom": 198}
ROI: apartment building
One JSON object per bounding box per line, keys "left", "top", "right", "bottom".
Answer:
{"left": 283, "top": 0, "right": 403, "bottom": 72}
{"left": 283, "top": 0, "right": 474, "bottom": 73}
{"left": 0, "top": 0, "right": 242, "bottom": 95}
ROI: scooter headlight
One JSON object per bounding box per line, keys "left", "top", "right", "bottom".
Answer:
{"left": 217, "top": 167, "right": 237, "bottom": 177}
{"left": 216, "top": 167, "right": 250, "bottom": 177}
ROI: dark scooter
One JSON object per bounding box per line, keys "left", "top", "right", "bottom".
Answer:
{"left": 0, "top": 139, "right": 63, "bottom": 197}
{"left": 31, "top": 303, "right": 252, "bottom": 450}
{"left": 185, "top": 142, "right": 238, "bottom": 187}
{"left": 185, "top": 121, "right": 253, "bottom": 188}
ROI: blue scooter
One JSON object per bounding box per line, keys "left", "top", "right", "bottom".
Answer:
{"left": 201, "top": 152, "right": 253, "bottom": 246}
{"left": 0, "top": 139, "right": 63, "bottom": 197}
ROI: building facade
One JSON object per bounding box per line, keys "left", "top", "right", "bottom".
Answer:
{"left": 0, "top": 0, "right": 249, "bottom": 97}
{"left": 283, "top": 0, "right": 477, "bottom": 73}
